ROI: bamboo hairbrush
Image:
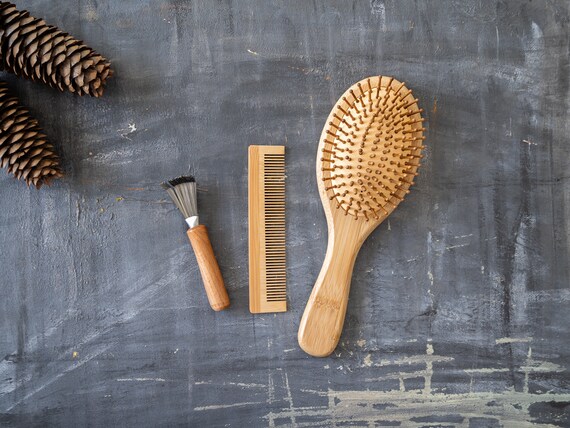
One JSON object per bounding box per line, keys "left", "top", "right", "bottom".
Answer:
{"left": 298, "top": 76, "right": 425, "bottom": 357}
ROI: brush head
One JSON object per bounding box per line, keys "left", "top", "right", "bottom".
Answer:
{"left": 162, "top": 175, "right": 198, "bottom": 222}
{"left": 319, "top": 76, "right": 425, "bottom": 221}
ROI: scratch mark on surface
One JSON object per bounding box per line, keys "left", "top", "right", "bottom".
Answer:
{"left": 116, "top": 378, "right": 166, "bottom": 382}
{"left": 247, "top": 48, "right": 258, "bottom": 56}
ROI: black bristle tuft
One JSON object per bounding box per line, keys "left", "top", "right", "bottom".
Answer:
{"left": 168, "top": 175, "right": 195, "bottom": 187}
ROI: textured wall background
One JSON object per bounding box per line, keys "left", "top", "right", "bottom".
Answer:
{"left": 1, "top": 0, "right": 569, "bottom": 426}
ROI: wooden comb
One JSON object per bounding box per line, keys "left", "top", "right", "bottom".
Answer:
{"left": 298, "top": 76, "right": 425, "bottom": 357}
{"left": 249, "top": 145, "right": 286, "bottom": 313}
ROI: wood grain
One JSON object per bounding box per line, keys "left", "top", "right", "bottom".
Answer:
{"left": 187, "top": 225, "right": 230, "bottom": 311}
{"left": 298, "top": 76, "right": 424, "bottom": 357}
{"left": 249, "top": 145, "right": 287, "bottom": 313}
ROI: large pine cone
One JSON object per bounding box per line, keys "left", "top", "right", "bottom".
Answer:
{"left": 0, "top": 2, "right": 112, "bottom": 97}
{"left": 0, "top": 81, "right": 62, "bottom": 187}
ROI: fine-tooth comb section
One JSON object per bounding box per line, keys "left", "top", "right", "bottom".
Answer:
{"left": 249, "top": 145, "right": 286, "bottom": 313}
{"left": 320, "top": 76, "right": 425, "bottom": 220}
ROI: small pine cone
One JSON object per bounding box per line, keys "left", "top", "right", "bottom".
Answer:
{"left": 0, "top": 81, "right": 63, "bottom": 187}
{"left": 0, "top": 2, "right": 112, "bottom": 97}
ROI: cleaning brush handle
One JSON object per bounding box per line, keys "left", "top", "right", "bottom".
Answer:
{"left": 187, "top": 225, "right": 230, "bottom": 311}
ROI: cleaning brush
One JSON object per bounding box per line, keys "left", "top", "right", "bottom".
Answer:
{"left": 162, "top": 176, "right": 230, "bottom": 311}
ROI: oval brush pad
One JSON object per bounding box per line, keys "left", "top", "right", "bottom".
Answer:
{"left": 298, "top": 75, "right": 425, "bottom": 357}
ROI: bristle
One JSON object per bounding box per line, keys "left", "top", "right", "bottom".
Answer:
{"left": 167, "top": 175, "right": 195, "bottom": 187}
{"left": 320, "top": 76, "right": 424, "bottom": 219}
{"left": 163, "top": 175, "right": 198, "bottom": 219}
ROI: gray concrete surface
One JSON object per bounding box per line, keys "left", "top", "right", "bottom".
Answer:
{"left": 1, "top": 0, "right": 569, "bottom": 426}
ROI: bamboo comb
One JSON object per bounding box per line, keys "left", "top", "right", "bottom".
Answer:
{"left": 162, "top": 176, "right": 230, "bottom": 311}
{"left": 298, "top": 76, "right": 425, "bottom": 357}
{"left": 248, "top": 145, "right": 286, "bottom": 313}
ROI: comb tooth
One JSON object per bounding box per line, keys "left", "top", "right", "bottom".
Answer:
{"left": 348, "top": 90, "right": 358, "bottom": 103}
{"left": 338, "top": 104, "right": 357, "bottom": 121}
{"left": 366, "top": 78, "right": 373, "bottom": 107}
{"left": 402, "top": 98, "right": 419, "bottom": 110}
{"left": 333, "top": 123, "right": 352, "bottom": 138}
{"left": 402, "top": 144, "right": 425, "bottom": 151}
{"left": 324, "top": 137, "right": 339, "bottom": 147}
{"left": 396, "top": 89, "right": 413, "bottom": 102}
{"left": 403, "top": 127, "right": 426, "bottom": 134}
{"left": 350, "top": 97, "right": 363, "bottom": 115}
{"left": 395, "top": 136, "right": 426, "bottom": 143}
{"left": 325, "top": 129, "right": 339, "bottom": 139}
{"left": 404, "top": 108, "right": 424, "bottom": 117}
{"left": 394, "top": 185, "right": 410, "bottom": 194}
{"left": 392, "top": 81, "right": 406, "bottom": 98}
{"left": 402, "top": 117, "right": 425, "bottom": 126}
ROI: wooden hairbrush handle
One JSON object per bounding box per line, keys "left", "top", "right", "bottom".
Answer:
{"left": 298, "top": 223, "right": 364, "bottom": 357}
{"left": 187, "top": 225, "right": 230, "bottom": 311}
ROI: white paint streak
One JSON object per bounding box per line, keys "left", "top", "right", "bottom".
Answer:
{"left": 267, "top": 372, "right": 275, "bottom": 405}
{"left": 284, "top": 373, "right": 297, "bottom": 427}
{"left": 194, "top": 402, "right": 263, "bottom": 411}
{"left": 464, "top": 368, "right": 510, "bottom": 374}
{"left": 195, "top": 380, "right": 266, "bottom": 388}
{"left": 0, "top": 251, "right": 189, "bottom": 410}
{"left": 116, "top": 377, "right": 166, "bottom": 382}
{"left": 371, "top": 1, "right": 387, "bottom": 32}
{"left": 117, "top": 122, "right": 138, "bottom": 140}
{"left": 495, "top": 25, "right": 501, "bottom": 61}
{"left": 445, "top": 243, "right": 470, "bottom": 250}
{"left": 496, "top": 337, "right": 533, "bottom": 344}
{"left": 262, "top": 343, "right": 570, "bottom": 426}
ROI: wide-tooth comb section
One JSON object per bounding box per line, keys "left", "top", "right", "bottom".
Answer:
{"left": 319, "top": 75, "right": 425, "bottom": 221}
{"left": 249, "top": 145, "right": 286, "bottom": 313}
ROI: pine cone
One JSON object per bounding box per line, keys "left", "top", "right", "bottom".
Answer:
{"left": 0, "top": 81, "right": 62, "bottom": 187}
{"left": 0, "top": 2, "right": 112, "bottom": 97}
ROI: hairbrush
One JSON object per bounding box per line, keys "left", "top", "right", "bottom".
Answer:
{"left": 298, "top": 76, "right": 425, "bottom": 357}
{"left": 162, "top": 176, "right": 230, "bottom": 311}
